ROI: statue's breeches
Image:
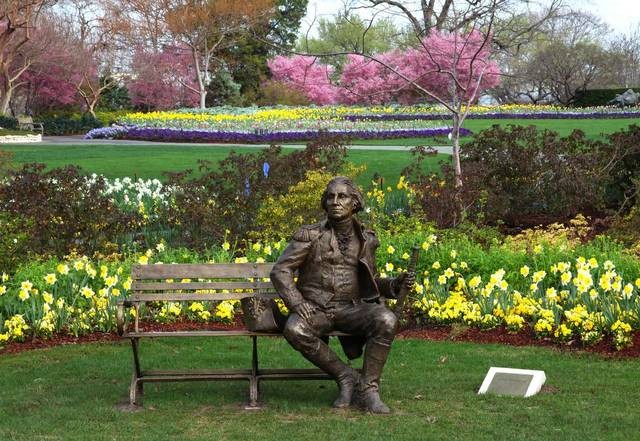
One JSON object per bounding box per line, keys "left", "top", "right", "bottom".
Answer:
{"left": 283, "top": 302, "right": 398, "bottom": 354}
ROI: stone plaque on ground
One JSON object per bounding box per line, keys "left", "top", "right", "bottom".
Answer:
{"left": 478, "top": 367, "right": 546, "bottom": 397}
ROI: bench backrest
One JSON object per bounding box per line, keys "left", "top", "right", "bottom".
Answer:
{"left": 17, "top": 116, "right": 33, "bottom": 124}
{"left": 131, "top": 263, "right": 277, "bottom": 302}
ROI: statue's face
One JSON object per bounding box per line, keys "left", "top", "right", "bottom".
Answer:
{"left": 324, "top": 182, "right": 355, "bottom": 221}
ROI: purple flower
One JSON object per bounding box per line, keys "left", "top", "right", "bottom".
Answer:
{"left": 84, "top": 125, "right": 129, "bottom": 139}
{"left": 118, "top": 127, "right": 472, "bottom": 143}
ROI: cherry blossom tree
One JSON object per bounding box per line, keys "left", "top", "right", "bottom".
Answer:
{"left": 267, "top": 55, "right": 340, "bottom": 105}
{"left": 127, "top": 46, "right": 199, "bottom": 110}
{"left": 270, "top": 28, "right": 500, "bottom": 188}
{"left": 19, "top": 23, "right": 84, "bottom": 112}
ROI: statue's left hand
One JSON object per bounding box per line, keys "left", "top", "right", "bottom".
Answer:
{"left": 395, "top": 271, "right": 416, "bottom": 292}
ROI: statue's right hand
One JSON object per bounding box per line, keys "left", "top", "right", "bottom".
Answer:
{"left": 295, "top": 301, "right": 317, "bottom": 321}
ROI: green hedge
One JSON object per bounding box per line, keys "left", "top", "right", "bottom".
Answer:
{"left": 40, "top": 114, "right": 102, "bottom": 136}
{"left": 0, "top": 115, "right": 18, "bottom": 130}
{"left": 573, "top": 87, "right": 640, "bottom": 107}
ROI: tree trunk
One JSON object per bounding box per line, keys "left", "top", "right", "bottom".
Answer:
{"left": 0, "top": 83, "right": 14, "bottom": 116}
{"left": 451, "top": 112, "right": 462, "bottom": 188}
{"left": 450, "top": 111, "right": 466, "bottom": 226}
{"left": 0, "top": 94, "right": 11, "bottom": 116}
{"left": 200, "top": 89, "right": 207, "bottom": 109}
{"left": 87, "top": 101, "right": 97, "bottom": 118}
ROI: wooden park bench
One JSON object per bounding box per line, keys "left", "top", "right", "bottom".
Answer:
{"left": 17, "top": 115, "right": 44, "bottom": 134}
{"left": 116, "top": 263, "right": 347, "bottom": 409}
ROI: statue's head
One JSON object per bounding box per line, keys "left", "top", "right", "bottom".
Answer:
{"left": 321, "top": 176, "right": 364, "bottom": 221}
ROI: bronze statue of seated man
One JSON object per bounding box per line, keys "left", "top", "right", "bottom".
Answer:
{"left": 270, "top": 176, "right": 414, "bottom": 413}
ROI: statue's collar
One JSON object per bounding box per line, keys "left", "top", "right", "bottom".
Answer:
{"left": 321, "top": 218, "right": 365, "bottom": 240}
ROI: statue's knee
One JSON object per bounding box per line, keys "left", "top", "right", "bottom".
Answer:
{"left": 283, "top": 316, "right": 315, "bottom": 351}
{"left": 376, "top": 309, "right": 398, "bottom": 336}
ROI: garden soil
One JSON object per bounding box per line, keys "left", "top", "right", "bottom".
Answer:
{"left": 2, "top": 322, "right": 639, "bottom": 358}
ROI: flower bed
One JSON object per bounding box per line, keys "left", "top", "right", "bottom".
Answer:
{"left": 85, "top": 104, "right": 639, "bottom": 142}
{"left": 90, "top": 126, "right": 471, "bottom": 143}
{"left": 2, "top": 225, "right": 639, "bottom": 351}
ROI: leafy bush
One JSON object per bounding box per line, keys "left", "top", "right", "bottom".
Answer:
{"left": 0, "top": 115, "right": 17, "bottom": 129}
{"left": 165, "top": 135, "right": 348, "bottom": 248}
{"left": 94, "top": 110, "right": 133, "bottom": 127}
{"left": 602, "top": 124, "right": 640, "bottom": 212}
{"left": 0, "top": 164, "right": 138, "bottom": 258}
{"left": 251, "top": 164, "right": 365, "bottom": 241}
{"left": 257, "top": 80, "right": 311, "bottom": 106}
{"left": 406, "top": 126, "right": 609, "bottom": 228}
{"left": 460, "top": 125, "right": 606, "bottom": 225}
{"left": 573, "top": 87, "right": 640, "bottom": 107}
{"left": 40, "top": 113, "right": 103, "bottom": 135}
{"left": 0, "top": 212, "right": 32, "bottom": 272}
{"left": 96, "top": 81, "right": 132, "bottom": 111}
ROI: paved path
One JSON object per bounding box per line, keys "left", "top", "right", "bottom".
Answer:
{"left": 41, "top": 135, "right": 454, "bottom": 154}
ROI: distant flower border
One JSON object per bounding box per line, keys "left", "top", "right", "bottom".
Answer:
{"left": 342, "top": 111, "right": 640, "bottom": 121}
{"left": 86, "top": 126, "right": 472, "bottom": 143}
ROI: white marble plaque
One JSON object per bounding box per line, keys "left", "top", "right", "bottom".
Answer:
{"left": 478, "top": 367, "right": 546, "bottom": 397}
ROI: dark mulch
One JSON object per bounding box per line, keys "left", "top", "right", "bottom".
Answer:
{"left": 1, "top": 322, "right": 639, "bottom": 358}
{"left": 398, "top": 325, "right": 640, "bottom": 359}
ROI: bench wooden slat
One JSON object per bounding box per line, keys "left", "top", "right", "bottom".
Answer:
{"left": 137, "top": 369, "right": 333, "bottom": 382}
{"left": 133, "top": 281, "right": 274, "bottom": 291}
{"left": 132, "top": 263, "right": 274, "bottom": 279}
{"left": 124, "top": 330, "right": 351, "bottom": 337}
{"left": 128, "top": 292, "right": 278, "bottom": 302}
{"left": 125, "top": 330, "right": 270, "bottom": 337}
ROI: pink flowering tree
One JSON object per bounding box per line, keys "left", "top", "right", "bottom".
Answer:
{"left": 21, "top": 56, "right": 83, "bottom": 113}
{"left": 274, "top": 29, "right": 499, "bottom": 188}
{"left": 267, "top": 55, "right": 340, "bottom": 105}
{"left": 338, "top": 29, "right": 500, "bottom": 187}
{"left": 127, "top": 46, "right": 199, "bottom": 110}
{"left": 17, "top": 19, "right": 86, "bottom": 113}
{"left": 339, "top": 53, "right": 402, "bottom": 104}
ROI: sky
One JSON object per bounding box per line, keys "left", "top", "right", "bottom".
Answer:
{"left": 302, "top": 0, "right": 640, "bottom": 35}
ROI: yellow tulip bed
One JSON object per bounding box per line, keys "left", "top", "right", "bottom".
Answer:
{"left": 1, "top": 226, "right": 639, "bottom": 351}
{"left": 1, "top": 174, "right": 639, "bottom": 352}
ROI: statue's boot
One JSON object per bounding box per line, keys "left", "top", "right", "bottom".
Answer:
{"left": 357, "top": 338, "right": 393, "bottom": 414}
{"left": 302, "top": 341, "right": 359, "bottom": 408}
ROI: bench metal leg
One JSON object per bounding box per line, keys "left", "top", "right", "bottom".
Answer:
{"left": 129, "top": 337, "right": 143, "bottom": 407}
{"left": 245, "top": 335, "right": 262, "bottom": 410}
{"left": 130, "top": 372, "right": 144, "bottom": 406}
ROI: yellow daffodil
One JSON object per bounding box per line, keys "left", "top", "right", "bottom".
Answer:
{"left": 44, "top": 273, "right": 57, "bottom": 285}
{"left": 56, "top": 264, "right": 70, "bottom": 275}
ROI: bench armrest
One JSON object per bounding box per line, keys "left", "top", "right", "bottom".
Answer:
{"left": 116, "top": 300, "right": 132, "bottom": 336}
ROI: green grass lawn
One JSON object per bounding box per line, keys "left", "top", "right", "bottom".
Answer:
{"left": 0, "top": 337, "right": 638, "bottom": 441}
{"left": 0, "top": 144, "right": 449, "bottom": 186}
{"left": 352, "top": 118, "right": 638, "bottom": 145}
{"left": 1, "top": 117, "right": 635, "bottom": 184}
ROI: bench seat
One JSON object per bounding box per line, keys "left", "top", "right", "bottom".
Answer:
{"left": 117, "top": 263, "right": 348, "bottom": 409}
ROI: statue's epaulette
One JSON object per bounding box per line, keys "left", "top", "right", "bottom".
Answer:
{"left": 292, "top": 223, "right": 322, "bottom": 242}
{"left": 364, "top": 228, "right": 377, "bottom": 236}
{"left": 363, "top": 227, "right": 380, "bottom": 245}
